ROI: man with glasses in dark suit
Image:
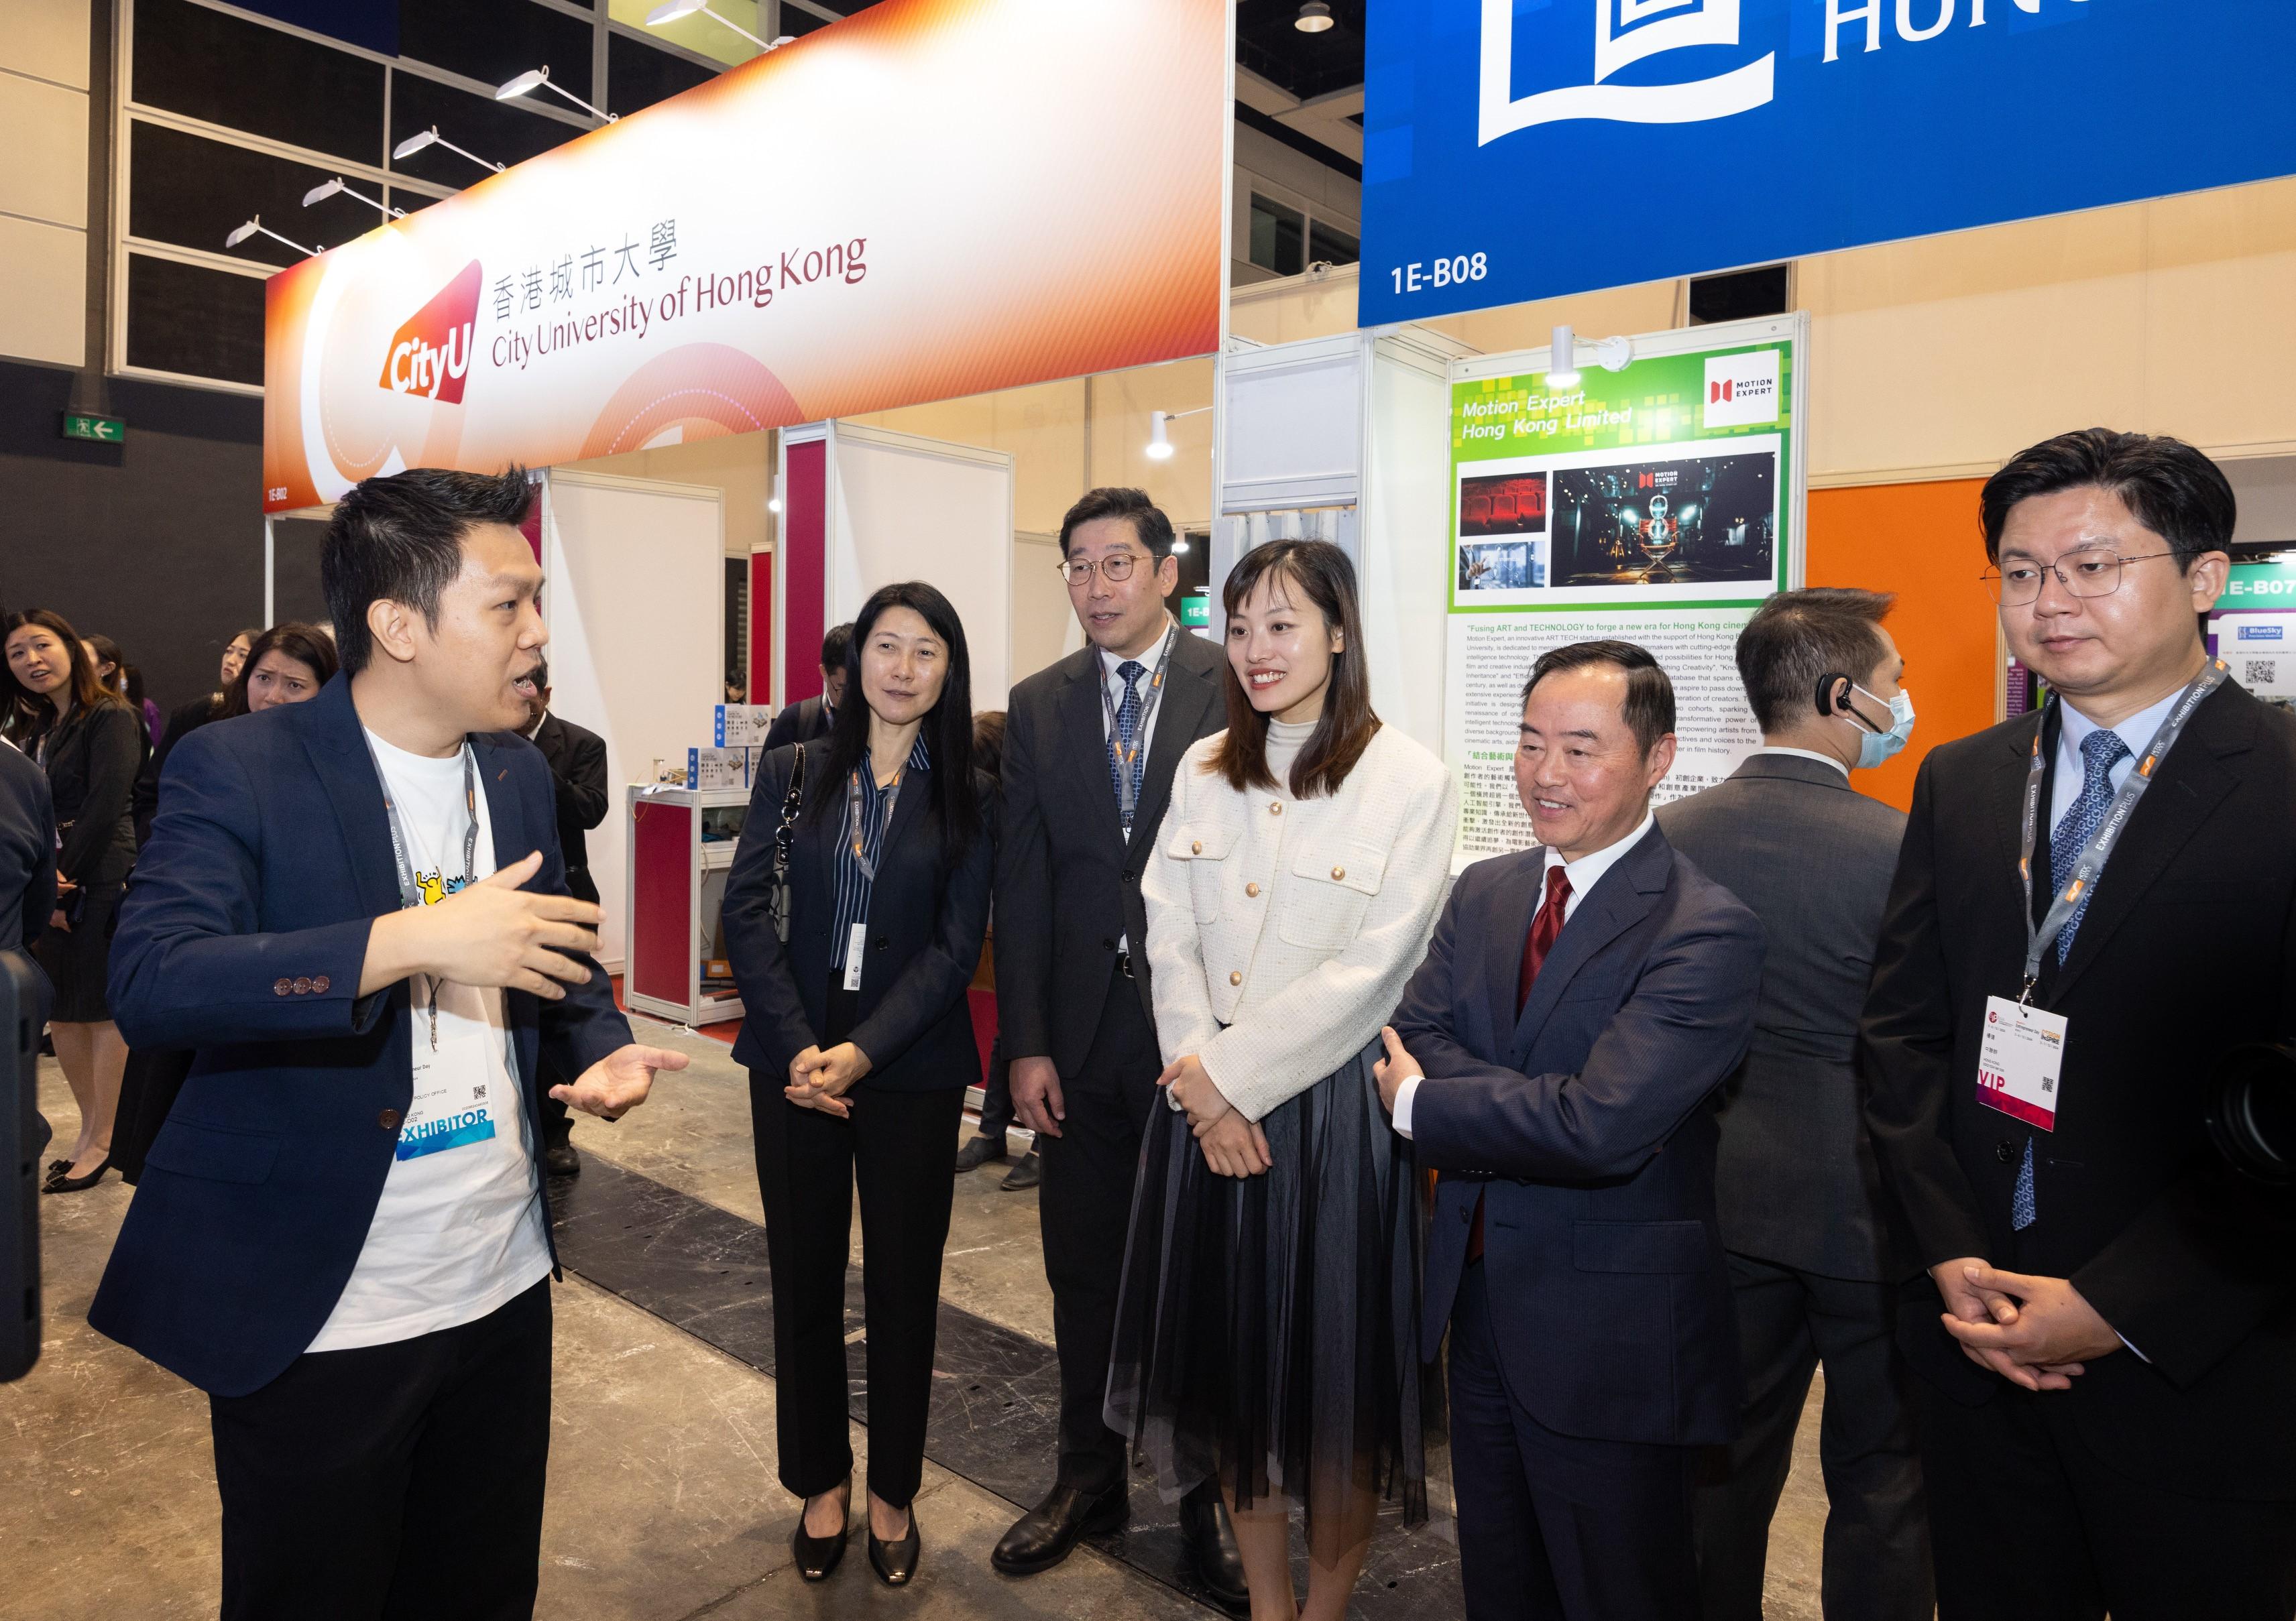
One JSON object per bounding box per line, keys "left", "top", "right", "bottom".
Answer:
{"left": 1863, "top": 430, "right": 2296, "bottom": 1620}
{"left": 988, "top": 487, "right": 1245, "bottom": 1608}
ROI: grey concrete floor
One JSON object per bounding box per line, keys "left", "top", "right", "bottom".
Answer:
{"left": 5, "top": 1028, "right": 1837, "bottom": 1618}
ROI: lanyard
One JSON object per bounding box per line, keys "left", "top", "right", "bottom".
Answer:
{"left": 2016, "top": 658, "right": 2226, "bottom": 999}
{"left": 366, "top": 735, "right": 479, "bottom": 1050}
{"left": 846, "top": 759, "right": 905, "bottom": 882}
{"left": 1100, "top": 623, "right": 1176, "bottom": 835}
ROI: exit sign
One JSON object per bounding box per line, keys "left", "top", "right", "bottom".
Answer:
{"left": 60, "top": 411, "right": 125, "bottom": 444}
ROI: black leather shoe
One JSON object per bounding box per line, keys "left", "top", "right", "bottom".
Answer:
{"left": 1181, "top": 1489, "right": 1250, "bottom": 1614}
{"left": 544, "top": 1141, "right": 581, "bottom": 1177}
{"left": 999, "top": 1150, "right": 1041, "bottom": 1191}
{"left": 992, "top": 1481, "right": 1125, "bottom": 1575}
{"left": 42, "top": 1155, "right": 111, "bottom": 1195}
{"left": 792, "top": 1500, "right": 850, "bottom": 1582}
{"left": 868, "top": 1507, "right": 920, "bottom": 1586}
{"left": 954, "top": 1133, "right": 1008, "bottom": 1173}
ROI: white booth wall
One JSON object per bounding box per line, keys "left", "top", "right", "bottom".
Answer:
{"left": 540, "top": 468, "right": 724, "bottom": 971}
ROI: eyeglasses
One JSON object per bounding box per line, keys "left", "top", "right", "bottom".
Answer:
{"left": 1979, "top": 550, "right": 2181, "bottom": 606}
{"left": 1055, "top": 552, "right": 1149, "bottom": 586}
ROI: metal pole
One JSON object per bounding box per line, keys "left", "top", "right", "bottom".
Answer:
{"left": 263, "top": 514, "right": 275, "bottom": 627}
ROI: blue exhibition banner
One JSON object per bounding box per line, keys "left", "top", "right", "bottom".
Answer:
{"left": 1359, "top": 1, "right": 2296, "bottom": 325}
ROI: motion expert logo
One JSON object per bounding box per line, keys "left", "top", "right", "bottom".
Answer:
{"left": 1702, "top": 349, "right": 1780, "bottom": 428}
{"left": 377, "top": 260, "right": 481, "bottom": 405}
{"left": 1480, "top": 1, "right": 1775, "bottom": 143}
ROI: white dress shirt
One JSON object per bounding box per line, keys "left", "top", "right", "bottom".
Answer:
{"left": 1392, "top": 811, "right": 1656, "bottom": 1139}
{"left": 1755, "top": 744, "right": 1850, "bottom": 779}
{"left": 2050, "top": 686, "right": 2184, "bottom": 832}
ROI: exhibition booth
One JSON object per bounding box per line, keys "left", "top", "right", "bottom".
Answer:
{"left": 245, "top": 0, "right": 2296, "bottom": 1006}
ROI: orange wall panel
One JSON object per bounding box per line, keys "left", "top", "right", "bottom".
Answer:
{"left": 1806, "top": 478, "right": 1999, "bottom": 811}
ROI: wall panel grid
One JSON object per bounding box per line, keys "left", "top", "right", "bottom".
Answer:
{"left": 109, "top": 0, "right": 732, "bottom": 394}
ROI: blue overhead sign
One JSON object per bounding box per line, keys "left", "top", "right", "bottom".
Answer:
{"left": 1359, "top": 1, "right": 2296, "bottom": 325}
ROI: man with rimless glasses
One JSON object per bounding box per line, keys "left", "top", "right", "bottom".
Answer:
{"left": 1861, "top": 430, "right": 2296, "bottom": 1619}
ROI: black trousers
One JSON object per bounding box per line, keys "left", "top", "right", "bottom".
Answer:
{"left": 538, "top": 866, "right": 598, "bottom": 1150}
{"left": 749, "top": 1057, "right": 962, "bottom": 1510}
{"left": 1693, "top": 1252, "right": 1932, "bottom": 1621}
{"left": 1449, "top": 1261, "right": 1698, "bottom": 1621}
{"left": 208, "top": 1278, "right": 553, "bottom": 1621}
{"left": 1914, "top": 1368, "right": 2296, "bottom": 1621}
{"left": 974, "top": 1033, "right": 1015, "bottom": 1141}
{"left": 1036, "top": 965, "right": 1161, "bottom": 1494}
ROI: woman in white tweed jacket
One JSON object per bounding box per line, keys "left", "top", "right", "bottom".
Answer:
{"left": 1106, "top": 540, "right": 1457, "bottom": 1621}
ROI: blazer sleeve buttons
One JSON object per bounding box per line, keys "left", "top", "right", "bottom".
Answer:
{"left": 273, "top": 977, "right": 292, "bottom": 996}
{"left": 313, "top": 975, "right": 331, "bottom": 993}
{"left": 292, "top": 977, "right": 313, "bottom": 995}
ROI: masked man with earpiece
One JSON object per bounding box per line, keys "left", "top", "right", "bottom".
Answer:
{"left": 1658, "top": 588, "right": 1935, "bottom": 1621}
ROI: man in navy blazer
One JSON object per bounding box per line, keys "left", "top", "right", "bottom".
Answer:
{"left": 93, "top": 467, "right": 686, "bottom": 1621}
{"left": 1381, "top": 640, "right": 1765, "bottom": 1621}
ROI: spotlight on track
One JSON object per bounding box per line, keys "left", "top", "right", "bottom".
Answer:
{"left": 1295, "top": 2, "right": 1335, "bottom": 34}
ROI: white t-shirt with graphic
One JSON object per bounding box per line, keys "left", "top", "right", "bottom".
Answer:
{"left": 306, "top": 730, "right": 553, "bottom": 1352}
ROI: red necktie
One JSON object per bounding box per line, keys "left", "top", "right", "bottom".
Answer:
{"left": 1471, "top": 863, "right": 1572, "bottom": 1264}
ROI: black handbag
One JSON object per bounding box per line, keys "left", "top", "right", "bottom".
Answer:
{"left": 768, "top": 745, "right": 806, "bottom": 943}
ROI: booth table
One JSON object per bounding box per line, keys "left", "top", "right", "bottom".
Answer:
{"left": 624, "top": 783, "right": 750, "bottom": 1028}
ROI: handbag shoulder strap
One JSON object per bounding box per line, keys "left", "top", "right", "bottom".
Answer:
{"left": 771, "top": 744, "right": 806, "bottom": 878}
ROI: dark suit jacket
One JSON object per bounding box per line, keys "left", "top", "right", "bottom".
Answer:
{"left": 722, "top": 741, "right": 993, "bottom": 1091}
{"left": 994, "top": 630, "right": 1226, "bottom": 1072}
{"left": 0, "top": 739, "right": 56, "bottom": 953}
{"left": 36, "top": 701, "right": 139, "bottom": 888}
{"left": 89, "top": 674, "right": 632, "bottom": 1396}
{"left": 1861, "top": 680, "right": 2296, "bottom": 1500}
{"left": 1658, "top": 753, "right": 1908, "bottom": 1280}
{"left": 135, "top": 694, "right": 222, "bottom": 846}
{"left": 760, "top": 695, "right": 834, "bottom": 752}
{"left": 530, "top": 711, "right": 609, "bottom": 896}
{"left": 1393, "top": 825, "right": 1766, "bottom": 1448}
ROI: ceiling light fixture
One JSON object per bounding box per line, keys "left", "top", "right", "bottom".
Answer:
{"left": 644, "top": 0, "right": 792, "bottom": 51}
{"left": 224, "top": 215, "right": 319, "bottom": 255}
{"left": 1544, "top": 323, "right": 1633, "bottom": 390}
{"left": 1295, "top": 1, "right": 1336, "bottom": 34}
{"left": 496, "top": 65, "right": 616, "bottom": 123}
{"left": 302, "top": 176, "right": 404, "bottom": 219}
{"left": 1147, "top": 404, "right": 1212, "bottom": 462}
{"left": 392, "top": 126, "right": 504, "bottom": 174}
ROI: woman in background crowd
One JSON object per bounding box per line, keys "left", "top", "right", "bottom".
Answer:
{"left": 722, "top": 581, "right": 994, "bottom": 1589}
{"left": 1108, "top": 540, "right": 1458, "bottom": 1621}
{"left": 85, "top": 634, "right": 158, "bottom": 754}
{"left": 133, "top": 626, "right": 257, "bottom": 843}
{"left": 113, "top": 622, "right": 338, "bottom": 1183}
{"left": 3, "top": 609, "right": 142, "bottom": 1193}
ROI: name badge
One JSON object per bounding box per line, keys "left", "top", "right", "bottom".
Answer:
{"left": 400, "top": 999, "right": 498, "bottom": 1161}
{"left": 1976, "top": 996, "right": 2067, "bottom": 1132}
{"left": 844, "top": 922, "right": 868, "bottom": 992}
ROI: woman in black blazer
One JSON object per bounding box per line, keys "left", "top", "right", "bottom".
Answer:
{"left": 722, "top": 580, "right": 993, "bottom": 1590}
{"left": 3, "top": 609, "right": 141, "bottom": 1193}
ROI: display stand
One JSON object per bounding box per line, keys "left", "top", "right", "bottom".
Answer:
{"left": 624, "top": 783, "right": 750, "bottom": 1028}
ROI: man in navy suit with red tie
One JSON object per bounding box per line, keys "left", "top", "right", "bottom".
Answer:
{"left": 1381, "top": 640, "right": 1766, "bottom": 1621}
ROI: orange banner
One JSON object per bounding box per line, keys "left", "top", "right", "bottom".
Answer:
{"left": 262, "top": 0, "right": 1226, "bottom": 512}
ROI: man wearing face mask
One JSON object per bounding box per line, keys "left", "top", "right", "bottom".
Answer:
{"left": 1658, "top": 588, "right": 1933, "bottom": 1621}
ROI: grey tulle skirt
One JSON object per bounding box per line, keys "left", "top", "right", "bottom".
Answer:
{"left": 1104, "top": 1036, "right": 1428, "bottom": 1547}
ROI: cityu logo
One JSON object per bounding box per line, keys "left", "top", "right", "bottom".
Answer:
{"left": 377, "top": 260, "right": 481, "bottom": 405}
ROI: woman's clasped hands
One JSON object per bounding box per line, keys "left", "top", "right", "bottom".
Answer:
{"left": 786, "top": 1042, "right": 873, "bottom": 1118}
{"left": 1157, "top": 1053, "right": 1273, "bottom": 1179}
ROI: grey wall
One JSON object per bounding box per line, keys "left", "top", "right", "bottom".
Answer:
{"left": 0, "top": 357, "right": 267, "bottom": 717}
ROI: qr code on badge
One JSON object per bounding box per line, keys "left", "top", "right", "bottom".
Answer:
{"left": 2247, "top": 659, "right": 2278, "bottom": 686}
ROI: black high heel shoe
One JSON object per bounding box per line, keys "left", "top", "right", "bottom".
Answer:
{"left": 44, "top": 1154, "right": 111, "bottom": 1194}
{"left": 868, "top": 1504, "right": 920, "bottom": 1587}
{"left": 793, "top": 1486, "right": 850, "bottom": 1582}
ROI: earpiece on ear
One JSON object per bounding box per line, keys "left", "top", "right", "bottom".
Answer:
{"left": 1814, "top": 672, "right": 1853, "bottom": 719}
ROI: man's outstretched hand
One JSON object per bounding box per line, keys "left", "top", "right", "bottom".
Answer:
{"left": 550, "top": 1042, "right": 688, "bottom": 1120}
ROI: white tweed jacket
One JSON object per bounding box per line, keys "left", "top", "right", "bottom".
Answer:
{"left": 1143, "top": 723, "right": 1458, "bottom": 1124}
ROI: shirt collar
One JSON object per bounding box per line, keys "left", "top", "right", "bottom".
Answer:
{"left": 524, "top": 711, "right": 546, "bottom": 739}
{"left": 1544, "top": 810, "right": 1655, "bottom": 897}
{"left": 2059, "top": 686, "right": 2184, "bottom": 761}
{"left": 1755, "top": 744, "right": 1850, "bottom": 778}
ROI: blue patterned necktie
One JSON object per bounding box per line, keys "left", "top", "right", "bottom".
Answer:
{"left": 1108, "top": 660, "right": 1146, "bottom": 833}
{"left": 2013, "top": 726, "right": 2132, "bottom": 1232}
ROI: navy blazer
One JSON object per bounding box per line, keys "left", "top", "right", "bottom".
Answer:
{"left": 721, "top": 740, "right": 992, "bottom": 1090}
{"left": 90, "top": 674, "right": 631, "bottom": 1397}
{"left": 1391, "top": 824, "right": 1766, "bottom": 1448}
